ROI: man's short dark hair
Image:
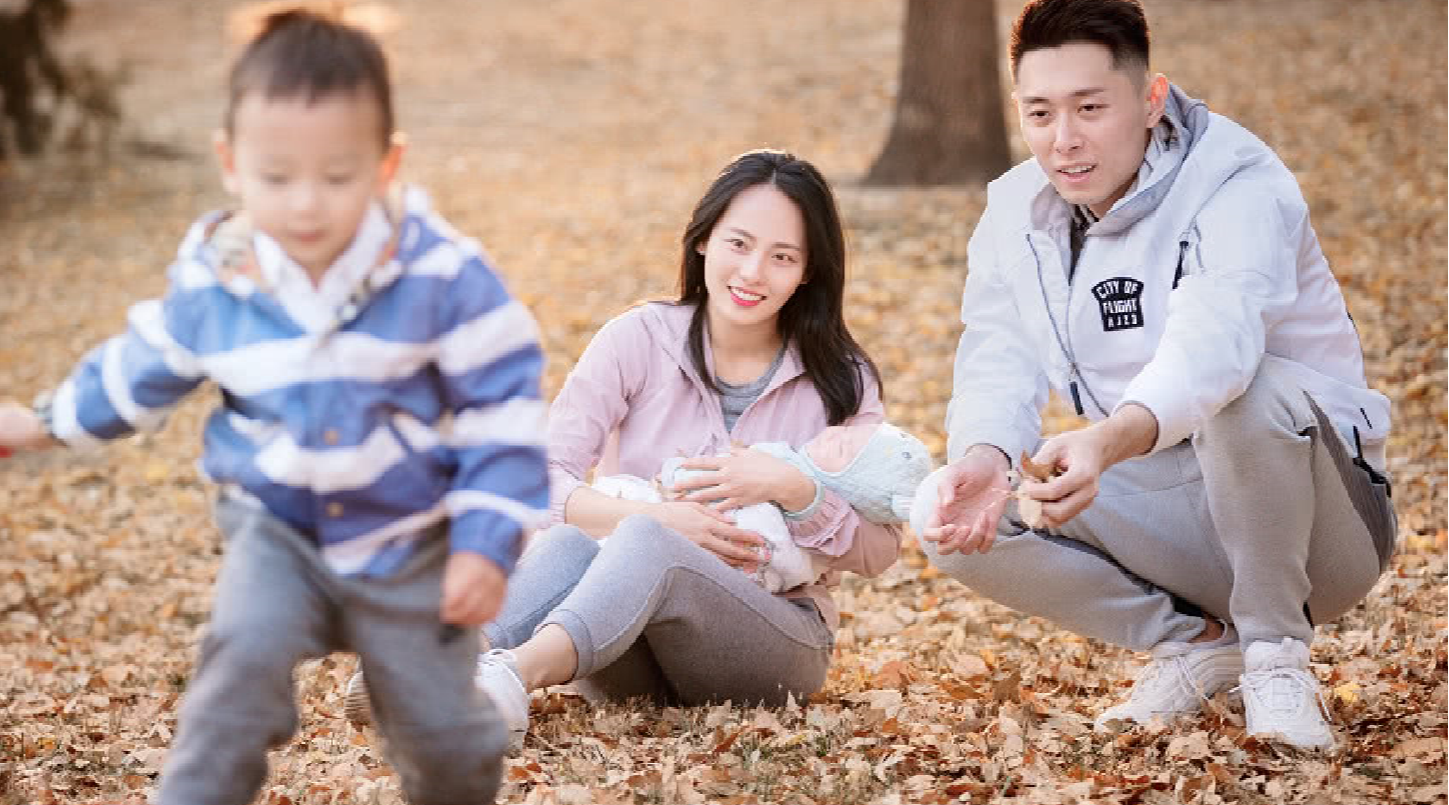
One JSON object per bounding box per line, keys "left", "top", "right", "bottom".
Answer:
{"left": 225, "top": 7, "right": 394, "bottom": 147}
{"left": 1009, "top": 0, "right": 1150, "bottom": 79}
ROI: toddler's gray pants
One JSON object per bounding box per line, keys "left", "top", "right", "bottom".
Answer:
{"left": 158, "top": 498, "right": 507, "bottom": 805}
{"left": 920, "top": 358, "right": 1396, "bottom": 650}
{"left": 484, "top": 515, "right": 834, "bottom": 706}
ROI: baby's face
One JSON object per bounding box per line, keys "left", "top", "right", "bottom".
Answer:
{"left": 804, "top": 424, "right": 878, "bottom": 473}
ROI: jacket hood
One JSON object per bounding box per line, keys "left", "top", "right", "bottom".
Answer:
{"left": 1089, "top": 84, "right": 1211, "bottom": 235}
{"left": 173, "top": 186, "right": 424, "bottom": 300}
{"left": 634, "top": 300, "right": 805, "bottom": 392}
{"left": 635, "top": 300, "right": 693, "bottom": 367}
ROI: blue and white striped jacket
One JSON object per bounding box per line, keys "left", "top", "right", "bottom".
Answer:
{"left": 48, "top": 186, "right": 548, "bottom": 577}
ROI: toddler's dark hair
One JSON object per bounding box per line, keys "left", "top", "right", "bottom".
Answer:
{"left": 225, "top": 6, "right": 393, "bottom": 147}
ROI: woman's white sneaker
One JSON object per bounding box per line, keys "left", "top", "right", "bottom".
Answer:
{"left": 476, "top": 648, "right": 531, "bottom": 746}
{"left": 1239, "top": 638, "right": 1335, "bottom": 750}
{"left": 1095, "top": 626, "right": 1243, "bottom": 730}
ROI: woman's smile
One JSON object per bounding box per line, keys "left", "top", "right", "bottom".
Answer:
{"left": 729, "top": 286, "right": 766, "bottom": 307}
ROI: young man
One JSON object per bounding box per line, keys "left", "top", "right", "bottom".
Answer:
{"left": 915, "top": 0, "right": 1394, "bottom": 750}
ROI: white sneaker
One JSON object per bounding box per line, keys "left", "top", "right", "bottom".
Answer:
{"left": 343, "top": 671, "right": 373, "bottom": 728}
{"left": 476, "top": 648, "right": 530, "bottom": 746}
{"left": 1095, "top": 626, "right": 1243, "bottom": 730}
{"left": 1240, "top": 638, "right": 1335, "bottom": 750}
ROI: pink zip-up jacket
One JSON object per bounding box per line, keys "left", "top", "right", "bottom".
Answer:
{"left": 545, "top": 301, "right": 902, "bottom": 630}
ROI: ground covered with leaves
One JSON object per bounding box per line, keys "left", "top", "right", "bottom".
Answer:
{"left": 0, "top": 0, "right": 1444, "bottom": 803}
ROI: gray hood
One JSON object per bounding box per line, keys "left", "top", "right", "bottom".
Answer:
{"left": 1089, "top": 85, "right": 1212, "bottom": 236}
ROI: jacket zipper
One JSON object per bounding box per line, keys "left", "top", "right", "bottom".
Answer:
{"left": 1063, "top": 236, "right": 1086, "bottom": 416}
{"left": 1028, "top": 232, "right": 1103, "bottom": 418}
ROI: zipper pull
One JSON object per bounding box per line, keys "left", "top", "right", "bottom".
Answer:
{"left": 1069, "top": 381, "right": 1085, "bottom": 416}
{"left": 1173, "top": 240, "right": 1188, "bottom": 289}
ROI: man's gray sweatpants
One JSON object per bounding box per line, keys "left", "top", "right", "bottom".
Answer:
{"left": 157, "top": 498, "right": 508, "bottom": 805}
{"left": 484, "top": 515, "right": 834, "bottom": 706}
{"left": 921, "top": 358, "right": 1397, "bottom": 651}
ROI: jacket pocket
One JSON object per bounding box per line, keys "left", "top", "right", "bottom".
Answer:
{"left": 1306, "top": 394, "right": 1397, "bottom": 573}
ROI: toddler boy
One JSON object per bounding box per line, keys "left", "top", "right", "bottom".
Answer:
{"left": 0, "top": 9, "right": 545, "bottom": 804}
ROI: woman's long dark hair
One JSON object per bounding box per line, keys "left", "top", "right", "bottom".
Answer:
{"left": 676, "top": 149, "right": 882, "bottom": 425}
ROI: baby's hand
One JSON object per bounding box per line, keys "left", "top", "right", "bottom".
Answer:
{"left": 0, "top": 401, "right": 50, "bottom": 456}
{"left": 440, "top": 551, "right": 507, "bottom": 626}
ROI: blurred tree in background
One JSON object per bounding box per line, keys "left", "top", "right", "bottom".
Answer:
{"left": 0, "top": 0, "right": 122, "bottom": 160}
{"left": 866, "top": 0, "right": 1012, "bottom": 186}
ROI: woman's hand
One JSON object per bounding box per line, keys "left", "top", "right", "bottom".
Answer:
{"left": 648, "top": 500, "right": 766, "bottom": 569}
{"left": 671, "top": 446, "right": 815, "bottom": 512}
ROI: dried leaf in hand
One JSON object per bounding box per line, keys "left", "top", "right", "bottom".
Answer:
{"left": 1018, "top": 495, "right": 1047, "bottom": 529}
{"left": 1018, "top": 451, "right": 1058, "bottom": 482}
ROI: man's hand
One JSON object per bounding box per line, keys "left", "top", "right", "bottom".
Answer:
{"left": 1020, "top": 403, "right": 1159, "bottom": 528}
{"left": 920, "top": 446, "right": 1012, "bottom": 555}
{"left": 0, "top": 401, "right": 52, "bottom": 455}
{"left": 1018, "top": 430, "right": 1110, "bottom": 528}
{"left": 440, "top": 552, "right": 508, "bottom": 626}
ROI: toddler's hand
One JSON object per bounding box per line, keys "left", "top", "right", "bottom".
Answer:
{"left": 440, "top": 551, "right": 507, "bottom": 626}
{"left": 0, "top": 401, "right": 51, "bottom": 455}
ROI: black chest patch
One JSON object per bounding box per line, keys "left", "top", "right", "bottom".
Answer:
{"left": 1091, "top": 276, "right": 1145, "bottom": 332}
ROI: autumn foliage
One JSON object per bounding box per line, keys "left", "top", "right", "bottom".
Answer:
{"left": 0, "top": 1, "right": 1443, "bottom": 803}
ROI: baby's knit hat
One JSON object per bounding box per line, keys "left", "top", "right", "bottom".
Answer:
{"left": 803, "top": 423, "right": 934, "bottom": 524}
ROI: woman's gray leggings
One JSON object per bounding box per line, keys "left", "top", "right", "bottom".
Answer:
{"left": 483, "top": 514, "right": 834, "bottom": 706}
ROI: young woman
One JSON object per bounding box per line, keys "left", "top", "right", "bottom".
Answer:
{"left": 351, "top": 150, "right": 901, "bottom": 741}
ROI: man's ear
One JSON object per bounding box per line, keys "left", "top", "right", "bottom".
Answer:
{"left": 1145, "top": 73, "right": 1170, "bottom": 128}
{"left": 213, "top": 129, "right": 239, "bottom": 195}
{"left": 376, "top": 131, "right": 407, "bottom": 192}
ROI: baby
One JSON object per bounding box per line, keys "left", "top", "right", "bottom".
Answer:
{"left": 594, "top": 422, "right": 933, "bottom": 592}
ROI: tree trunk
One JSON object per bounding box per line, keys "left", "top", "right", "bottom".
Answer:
{"left": 864, "top": 0, "right": 1012, "bottom": 187}
{"left": 0, "top": 0, "right": 72, "bottom": 159}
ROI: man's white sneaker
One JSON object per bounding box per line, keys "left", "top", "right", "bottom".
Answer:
{"left": 1240, "top": 638, "right": 1335, "bottom": 750}
{"left": 476, "top": 648, "right": 531, "bottom": 746}
{"left": 343, "top": 671, "right": 373, "bottom": 728}
{"left": 1095, "top": 626, "right": 1243, "bottom": 730}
